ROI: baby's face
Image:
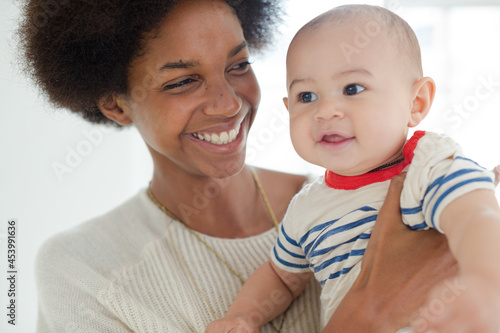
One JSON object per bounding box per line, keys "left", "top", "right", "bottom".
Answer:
{"left": 285, "top": 20, "right": 416, "bottom": 176}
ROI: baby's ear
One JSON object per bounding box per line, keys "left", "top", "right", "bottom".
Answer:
{"left": 408, "top": 77, "right": 436, "bottom": 127}
{"left": 98, "top": 94, "right": 133, "bottom": 126}
{"left": 283, "top": 97, "right": 289, "bottom": 111}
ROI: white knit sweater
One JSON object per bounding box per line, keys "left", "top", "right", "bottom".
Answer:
{"left": 35, "top": 189, "right": 321, "bottom": 332}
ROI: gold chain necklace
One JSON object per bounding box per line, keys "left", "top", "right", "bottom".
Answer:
{"left": 147, "top": 167, "right": 289, "bottom": 332}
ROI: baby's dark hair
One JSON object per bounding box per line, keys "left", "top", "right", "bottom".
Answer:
{"left": 18, "top": 0, "right": 283, "bottom": 126}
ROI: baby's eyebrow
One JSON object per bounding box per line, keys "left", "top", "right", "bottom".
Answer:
{"left": 288, "top": 68, "right": 373, "bottom": 91}
{"left": 288, "top": 78, "right": 312, "bottom": 92}
{"left": 337, "top": 68, "right": 373, "bottom": 77}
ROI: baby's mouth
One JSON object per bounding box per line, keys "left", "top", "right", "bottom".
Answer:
{"left": 322, "top": 134, "right": 352, "bottom": 143}
{"left": 192, "top": 123, "right": 241, "bottom": 145}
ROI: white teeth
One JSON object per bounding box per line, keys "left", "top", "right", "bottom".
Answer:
{"left": 229, "top": 129, "right": 237, "bottom": 141}
{"left": 220, "top": 132, "right": 229, "bottom": 144}
{"left": 194, "top": 124, "right": 241, "bottom": 145}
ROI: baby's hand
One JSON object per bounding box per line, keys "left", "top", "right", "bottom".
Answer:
{"left": 411, "top": 274, "right": 500, "bottom": 332}
{"left": 205, "top": 316, "right": 258, "bottom": 333}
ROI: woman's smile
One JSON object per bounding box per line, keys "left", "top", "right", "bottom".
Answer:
{"left": 192, "top": 122, "right": 241, "bottom": 145}
{"left": 186, "top": 114, "right": 250, "bottom": 155}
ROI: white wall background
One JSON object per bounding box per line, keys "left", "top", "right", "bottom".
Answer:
{"left": 0, "top": 0, "right": 499, "bottom": 332}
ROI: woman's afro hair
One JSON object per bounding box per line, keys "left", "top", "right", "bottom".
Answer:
{"left": 18, "top": 0, "right": 283, "bottom": 126}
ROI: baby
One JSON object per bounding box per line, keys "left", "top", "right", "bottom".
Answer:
{"left": 206, "top": 5, "right": 500, "bottom": 332}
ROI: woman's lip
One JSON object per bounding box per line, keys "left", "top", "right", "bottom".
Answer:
{"left": 191, "top": 118, "right": 244, "bottom": 135}
{"left": 187, "top": 116, "right": 248, "bottom": 154}
{"left": 193, "top": 125, "right": 240, "bottom": 145}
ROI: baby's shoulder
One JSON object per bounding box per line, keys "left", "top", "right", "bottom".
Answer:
{"left": 253, "top": 167, "right": 309, "bottom": 222}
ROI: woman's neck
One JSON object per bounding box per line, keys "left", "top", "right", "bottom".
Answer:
{"left": 149, "top": 164, "right": 274, "bottom": 238}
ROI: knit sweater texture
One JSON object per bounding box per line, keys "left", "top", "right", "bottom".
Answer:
{"left": 35, "top": 189, "right": 321, "bottom": 332}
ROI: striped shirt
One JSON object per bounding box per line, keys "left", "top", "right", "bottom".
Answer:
{"left": 271, "top": 131, "right": 495, "bottom": 326}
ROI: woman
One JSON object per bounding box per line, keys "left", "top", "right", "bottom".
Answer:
{"left": 19, "top": 0, "right": 498, "bottom": 332}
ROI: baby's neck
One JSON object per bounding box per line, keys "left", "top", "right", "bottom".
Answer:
{"left": 367, "top": 154, "right": 405, "bottom": 173}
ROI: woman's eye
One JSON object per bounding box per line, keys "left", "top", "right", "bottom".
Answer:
{"left": 344, "top": 84, "right": 365, "bottom": 96}
{"left": 229, "top": 61, "right": 252, "bottom": 74}
{"left": 162, "top": 78, "right": 196, "bottom": 91}
{"left": 298, "top": 92, "right": 318, "bottom": 103}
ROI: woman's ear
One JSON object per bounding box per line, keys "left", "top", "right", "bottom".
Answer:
{"left": 408, "top": 77, "right": 436, "bottom": 127}
{"left": 98, "top": 94, "right": 133, "bottom": 126}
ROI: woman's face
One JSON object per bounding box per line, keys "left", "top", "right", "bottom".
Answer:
{"left": 119, "top": 0, "right": 261, "bottom": 178}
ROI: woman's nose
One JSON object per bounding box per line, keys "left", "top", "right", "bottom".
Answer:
{"left": 203, "top": 79, "right": 242, "bottom": 117}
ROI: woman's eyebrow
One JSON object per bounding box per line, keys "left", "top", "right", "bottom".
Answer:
{"left": 229, "top": 41, "right": 248, "bottom": 58}
{"left": 159, "top": 60, "right": 199, "bottom": 71}
{"left": 157, "top": 41, "right": 247, "bottom": 72}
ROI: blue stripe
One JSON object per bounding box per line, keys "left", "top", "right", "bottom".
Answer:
{"left": 424, "top": 175, "right": 445, "bottom": 199}
{"left": 299, "top": 219, "right": 337, "bottom": 248}
{"left": 401, "top": 206, "right": 422, "bottom": 214}
{"left": 314, "top": 248, "right": 365, "bottom": 273}
{"left": 408, "top": 221, "right": 427, "bottom": 230}
{"left": 455, "top": 156, "right": 486, "bottom": 169}
{"left": 302, "top": 207, "right": 377, "bottom": 257}
{"left": 309, "top": 232, "right": 371, "bottom": 258}
{"left": 319, "top": 265, "right": 356, "bottom": 285}
{"left": 357, "top": 206, "right": 378, "bottom": 212}
{"left": 309, "top": 234, "right": 358, "bottom": 258}
{"left": 430, "top": 177, "right": 493, "bottom": 228}
{"left": 308, "top": 215, "right": 377, "bottom": 256}
{"left": 299, "top": 206, "right": 376, "bottom": 250}
{"left": 314, "top": 253, "right": 350, "bottom": 272}
{"left": 358, "top": 233, "right": 371, "bottom": 240}
{"left": 277, "top": 237, "right": 306, "bottom": 259}
{"left": 273, "top": 247, "right": 310, "bottom": 269}
{"left": 280, "top": 223, "right": 299, "bottom": 247}
{"left": 424, "top": 169, "right": 481, "bottom": 209}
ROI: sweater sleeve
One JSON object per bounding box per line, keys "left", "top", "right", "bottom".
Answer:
{"left": 401, "top": 132, "right": 496, "bottom": 233}
{"left": 35, "top": 233, "right": 132, "bottom": 333}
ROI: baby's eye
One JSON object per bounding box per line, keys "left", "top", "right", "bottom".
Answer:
{"left": 298, "top": 92, "right": 318, "bottom": 103}
{"left": 344, "top": 84, "right": 365, "bottom": 96}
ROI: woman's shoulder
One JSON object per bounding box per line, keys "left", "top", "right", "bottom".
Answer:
{"left": 253, "top": 167, "right": 309, "bottom": 222}
{"left": 36, "top": 189, "right": 166, "bottom": 278}
{"left": 256, "top": 167, "right": 308, "bottom": 188}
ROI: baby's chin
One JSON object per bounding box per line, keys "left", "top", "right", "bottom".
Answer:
{"left": 330, "top": 169, "right": 369, "bottom": 177}
{"left": 320, "top": 164, "right": 371, "bottom": 177}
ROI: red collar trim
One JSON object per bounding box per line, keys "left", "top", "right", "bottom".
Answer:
{"left": 324, "top": 131, "right": 425, "bottom": 190}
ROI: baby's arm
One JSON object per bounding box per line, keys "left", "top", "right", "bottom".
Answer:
{"left": 205, "top": 260, "right": 312, "bottom": 332}
{"left": 413, "top": 189, "right": 500, "bottom": 332}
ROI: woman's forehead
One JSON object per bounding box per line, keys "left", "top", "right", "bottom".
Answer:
{"left": 129, "top": 0, "right": 247, "bottom": 74}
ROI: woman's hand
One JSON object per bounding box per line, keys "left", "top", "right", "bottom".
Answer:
{"left": 412, "top": 273, "right": 500, "bottom": 333}
{"left": 323, "top": 172, "right": 458, "bottom": 332}
{"left": 324, "top": 165, "right": 499, "bottom": 332}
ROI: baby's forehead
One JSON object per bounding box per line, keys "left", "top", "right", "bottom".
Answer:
{"left": 290, "top": 16, "right": 393, "bottom": 55}
{"left": 287, "top": 7, "right": 422, "bottom": 78}
{"left": 293, "top": 5, "right": 413, "bottom": 46}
